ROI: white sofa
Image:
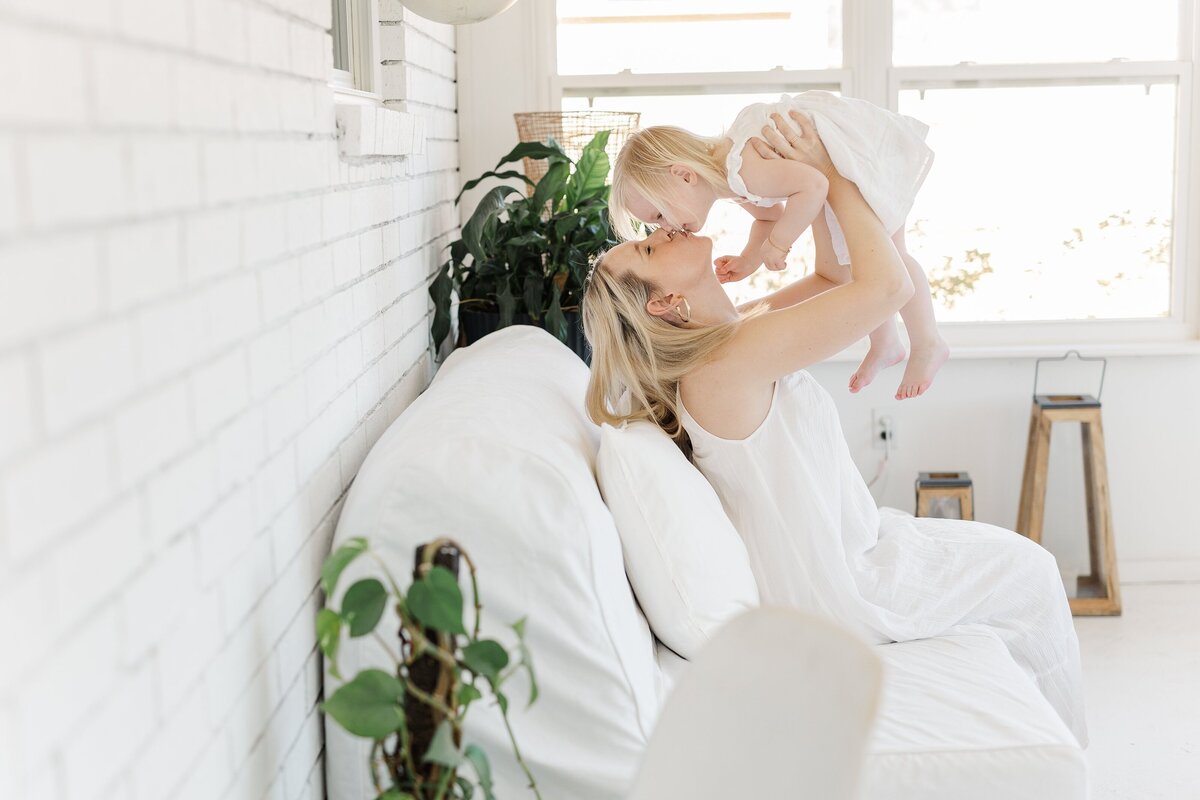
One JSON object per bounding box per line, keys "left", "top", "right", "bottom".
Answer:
{"left": 325, "top": 326, "right": 1087, "bottom": 799}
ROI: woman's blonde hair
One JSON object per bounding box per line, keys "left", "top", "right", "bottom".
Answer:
{"left": 610, "top": 125, "right": 728, "bottom": 242}
{"left": 582, "top": 251, "right": 767, "bottom": 460}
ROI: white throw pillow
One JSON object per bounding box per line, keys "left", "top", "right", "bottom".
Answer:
{"left": 596, "top": 420, "right": 760, "bottom": 659}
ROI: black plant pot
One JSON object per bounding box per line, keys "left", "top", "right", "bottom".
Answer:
{"left": 458, "top": 307, "right": 591, "bottom": 365}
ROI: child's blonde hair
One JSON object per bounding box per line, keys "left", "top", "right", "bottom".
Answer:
{"left": 610, "top": 125, "right": 728, "bottom": 242}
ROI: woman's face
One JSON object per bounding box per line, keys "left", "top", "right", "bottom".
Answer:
{"left": 605, "top": 224, "right": 714, "bottom": 293}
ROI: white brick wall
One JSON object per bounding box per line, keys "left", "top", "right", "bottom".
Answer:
{"left": 0, "top": 1, "right": 459, "bottom": 798}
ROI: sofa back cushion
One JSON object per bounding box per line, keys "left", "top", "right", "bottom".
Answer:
{"left": 324, "top": 326, "right": 660, "bottom": 800}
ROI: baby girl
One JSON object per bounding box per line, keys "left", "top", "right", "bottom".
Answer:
{"left": 610, "top": 91, "right": 949, "bottom": 400}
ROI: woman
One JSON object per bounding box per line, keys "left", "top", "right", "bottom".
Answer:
{"left": 581, "top": 111, "right": 1088, "bottom": 747}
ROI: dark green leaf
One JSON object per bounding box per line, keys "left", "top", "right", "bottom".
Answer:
{"left": 490, "top": 140, "right": 570, "bottom": 170}
{"left": 375, "top": 790, "right": 415, "bottom": 800}
{"left": 531, "top": 161, "right": 569, "bottom": 214}
{"left": 496, "top": 282, "right": 516, "bottom": 327}
{"left": 456, "top": 775, "right": 476, "bottom": 800}
{"left": 495, "top": 691, "right": 508, "bottom": 715}
{"left": 513, "top": 617, "right": 539, "bottom": 707}
{"left": 316, "top": 609, "right": 343, "bottom": 679}
{"left": 342, "top": 578, "right": 388, "bottom": 638}
{"left": 455, "top": 169, "right": 534, "bottom": 204}
{"left": 458, "top": 683, "right": 482, "bottom": 709}
{"left": 429, "top": 263, "right": 454, "bottom": 350}
{"left": 407, "top": 566, "right": 467, "bottom": 635}
{"left": 522, "top": 275, "right": 544, "bottom": 320}
{"left": 464, "top": 745, "right": 495, "bottom": 800}
{"left": 462, "top": 640, "right": 509, "bottom": 683}
{"left": 565, "top": 130, "right": 611, "bottom": 209}
{"left": 321, "top": 537, "right": 368, "bottom": 598}
{"left": 321, "top": 669, "right": 405, "bottom": 739}
{"left": 544, "top": 281, "right": 567, "bottom": 344}
{"left": 423, "top": 719, "right": 464, "bottom": 767}
{"left": 462, "top": 186, "right": 521, "bottom": 265}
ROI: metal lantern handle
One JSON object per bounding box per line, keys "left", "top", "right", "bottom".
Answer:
{"left": 1032, "top": 349, "right": 1108, "bottom": 401}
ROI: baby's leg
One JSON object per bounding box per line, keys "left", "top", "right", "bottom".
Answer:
{"left": 891, "top": 227, "right": 949, "bottom": 399}
{"left": 810, "top": 212, "right": 905, "bottom": 393}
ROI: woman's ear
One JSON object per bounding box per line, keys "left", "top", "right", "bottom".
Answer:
{"left": 646, "top": 293, "right": 679, "bottom": 319}
{"left": 668, "top": 163, "right": 695, "bottom": 184}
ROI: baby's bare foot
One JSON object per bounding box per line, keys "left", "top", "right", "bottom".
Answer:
{"left": 849, "top": 342, "right": 906, "bottom": 393}
{"left": 896, "top": 337, "right": 950, "bottom": 400}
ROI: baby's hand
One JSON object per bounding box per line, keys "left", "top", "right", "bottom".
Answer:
{"left": 714, "top": 254, "right": 759, "bottom": 283}
{"left": 758, "top": 240, "right": 789, "bottom": 272}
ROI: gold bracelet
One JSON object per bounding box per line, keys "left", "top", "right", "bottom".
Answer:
{"left": 766, "top": 234, "right": 792, "bottom": 255}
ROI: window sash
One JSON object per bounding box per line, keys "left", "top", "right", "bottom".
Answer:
{"left": 545, "top": 0, "right": 1200, "bottom": 343}
{"left": 330, "top": 0, "right": 377, "bottom": 94}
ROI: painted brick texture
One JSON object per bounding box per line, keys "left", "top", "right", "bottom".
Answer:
{"left": 0, "top": 1, "right": 458, "bottom": 798}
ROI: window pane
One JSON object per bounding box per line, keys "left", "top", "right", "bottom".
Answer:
{"left": 894, "top": 0, "right": 1179, "bottom": 66}
{"left": 332, "top": 0, "right": 349, "bottom": 71}
{"left": 563, "top": 93, "right": 823, "bottom": 306}
{"left": 557, "top": 0, "right": 841, "bottom": 75}
{"left": 898, "top": 84, "right": 1175, "bottom": 322}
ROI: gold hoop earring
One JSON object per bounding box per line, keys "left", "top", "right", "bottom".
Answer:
{"left": 675, "top": 297, "right": 691, "bottom": 324}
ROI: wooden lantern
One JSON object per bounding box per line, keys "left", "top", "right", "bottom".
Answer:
{"left": 1016, "top": 352, "right": 1121, "bottom": 616}
{"left": 915, "top": 472, "right": 974, "bottom": 520}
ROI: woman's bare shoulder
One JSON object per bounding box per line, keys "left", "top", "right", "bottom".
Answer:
{"left": 680, "top": 344, "right": 777, "bottom": 440}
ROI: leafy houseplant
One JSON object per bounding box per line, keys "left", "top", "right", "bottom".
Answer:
{"left": 429, "top": 131, "right": 618, "bottom": 363}
{"left": 317, "top": 538, "right": 540, "bottom": 800}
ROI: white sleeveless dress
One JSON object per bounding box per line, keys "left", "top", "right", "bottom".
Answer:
{"left": 677, "top": 370, "right": 1089, "bottom": 747}
{"left": 724, "top": 91, "right": 934, "bottom": 265}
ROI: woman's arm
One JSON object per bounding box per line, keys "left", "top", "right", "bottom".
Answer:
{"left": 718, "top": 114, "right": 913, "bottom": 382}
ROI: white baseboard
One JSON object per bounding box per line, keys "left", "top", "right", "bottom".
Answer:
{"left": 1118, "top": 559, "right": 1200, "bottom": 584}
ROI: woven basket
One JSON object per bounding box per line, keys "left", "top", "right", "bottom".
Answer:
{"left": 513, "top": 110, "right": 641, "bottom": 192}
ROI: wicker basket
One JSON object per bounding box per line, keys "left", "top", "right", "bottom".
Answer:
{"left": 513, "top": 110, "right": 641, "bottom": 192}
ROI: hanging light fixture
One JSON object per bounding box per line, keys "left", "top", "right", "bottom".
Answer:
{"left": 401, "top": 0, "right": 519, "bottom": 25}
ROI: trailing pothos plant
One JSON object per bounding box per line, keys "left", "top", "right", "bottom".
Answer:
{"left": 317, "top": 537, "right": 540, "bottom": 800}
{"left": 429, "top": 130, "right": 618, "bottom": 351}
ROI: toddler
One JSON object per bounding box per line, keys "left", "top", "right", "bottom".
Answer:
{"left": 610, "top": 91, "right": 949, "bottom": 400}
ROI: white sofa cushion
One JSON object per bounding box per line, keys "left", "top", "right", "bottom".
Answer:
{"left": 325, "top": 326, "right": 659, "bottom": 800}
{"left": 596, "top": 420, "right": 759, "bottom": 659}
{"left": 865, "top": 631, "right": 1087, "bottom": 799}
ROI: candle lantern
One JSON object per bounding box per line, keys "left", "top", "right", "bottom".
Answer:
{"left": 1016, "top": 351, "right": 1121, "bottom": 616}
{"left": 915, "top": 472, "right": 974, "bottom": 520}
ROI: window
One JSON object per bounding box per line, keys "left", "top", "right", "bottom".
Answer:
{"left": 549, "top": 0, "right": 1198, "bottom": 346}
{"left": 331, "top": 0, "right": 377, "bottom": 94}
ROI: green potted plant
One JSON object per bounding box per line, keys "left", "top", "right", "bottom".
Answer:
{"left": 429, "top": 131, "right": 617, "bottom": 363}
{"left": 318, "top": 537, "right": 540, "bottom": 800}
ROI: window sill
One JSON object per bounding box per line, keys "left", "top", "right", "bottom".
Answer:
{"left": 821, "top": 339, "right": 1200, "bottom": 362}
{"left": 332, "top": 91, "right": 424, "bottom": 157}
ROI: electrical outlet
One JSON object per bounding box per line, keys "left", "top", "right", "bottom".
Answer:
{"left": 872, "top": 410, "right": 898, "bottom": 450}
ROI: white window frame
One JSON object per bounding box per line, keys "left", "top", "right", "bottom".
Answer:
{"left": 330, "top": 0, "right": 383, "bottom": 101}
{"left": 542, "top": 0, "right": 1200, "bottom": 352}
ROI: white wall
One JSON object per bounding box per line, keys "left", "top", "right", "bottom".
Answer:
{"left": 456, "top": 5, "right": 1200, "bottom": 580}
{"left": 0, "top": 1, "right": 459, "bottom": 798}
{"left": 808, "top": 354, "right": 1200, "bottom": 581}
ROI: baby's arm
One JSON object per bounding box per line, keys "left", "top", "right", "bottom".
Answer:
{"left": 714, "top": 203, "right": 782, "bottom": 283}
{"left": 736, "top": 142, "right": 829, "bottom": 270}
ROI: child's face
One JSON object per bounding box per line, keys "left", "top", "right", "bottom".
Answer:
{"left": 624, "top": 166, "right": 715, "bottom": 234}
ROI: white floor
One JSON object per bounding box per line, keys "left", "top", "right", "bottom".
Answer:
{"left": 1075, "top": 581, "right": 1200, "bottom": 799}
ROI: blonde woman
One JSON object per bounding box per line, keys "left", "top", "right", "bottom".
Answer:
{"left": 582, "top": 112, "right": 1087, "bottom": 747}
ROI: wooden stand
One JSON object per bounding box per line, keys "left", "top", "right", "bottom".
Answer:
{"left": 915, "top": 472, "right": 974, "bottom": 520}
{"left": 1016, "top": 394, "right": 1121, "bottom": 615}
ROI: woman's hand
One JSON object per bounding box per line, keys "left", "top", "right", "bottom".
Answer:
{"left": 748, "top": 111, "right": 837, "bottom": 181}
